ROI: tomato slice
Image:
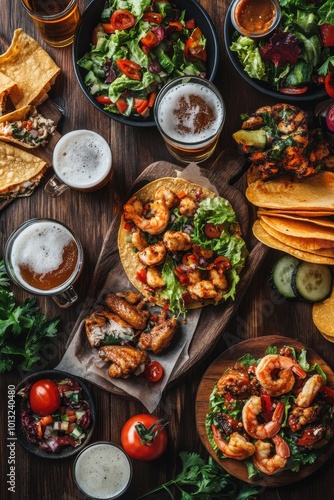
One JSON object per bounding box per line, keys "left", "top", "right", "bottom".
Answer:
{"left": 182, "top": 253, "right": 198, "bottom": 266}
{"left": 96, "top": 95, "right": 112, "bottom": 105}
{"left": 325, "top": 72, "right": 334, "bottom": 98}
{"left": 110, "top": 9, "right": 135, "bottom": 31}
{"left": 142, "top": 12, "right": 163, "bottom": 24}
{"left": 184, "top": 27, "right": 207, "bottom": 62}
{"left": 115, "top": 97, "right": 128, "bottom": 114}
{"left": 134, "top": 98, "right": 149, "bottom": 114}
{"left": 319, "top": 23, "right": 334, "bottom": 46}
{"left": 144, "top": 361, "right": 164, "bottom": 382}
{"left": 185, "top": 18, "right": 196, "bottom": 29}
{"left": 136, "top": 268, "right": 147, "bottom": 284}
{"left": 279, "top": 86, "right": 308, "bottom": 95}
{"left": 169, "top": 21, "right": 183, "bottom": 31}
{"left": 141, "top": 30, "right": 159, "bottom": 48}
{"left": 204, "top": 223, "right": 224, "bottom": 239}
{"left": 116, "top": 59, "right": 141, "bottom": 80}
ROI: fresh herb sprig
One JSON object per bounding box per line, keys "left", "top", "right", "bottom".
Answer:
{"left": 0, "top": 259, "right": 60, "bottom": 373}
{"left": 135, "top": 452, "right": 259, "bottom": 500}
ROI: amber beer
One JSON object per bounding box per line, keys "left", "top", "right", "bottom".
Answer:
{"left": 21, "top": 0, "right": 80, "bottom": 48}
{"left": 154, "top": 76, "right": 225, "bottom": 164}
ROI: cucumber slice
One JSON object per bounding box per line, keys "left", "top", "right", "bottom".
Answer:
{"left": 292, "top": 262, "right": 333, "bottom": 302}
{"left": 271, "top": 255, "right": 300, "bottom": 298}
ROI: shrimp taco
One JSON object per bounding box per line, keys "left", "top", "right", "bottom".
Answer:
{"left": 0, "top": 105, "right": 55, "bottom": 148}
{"left": 118, "top": 177, "right": 248, "bottom": 317}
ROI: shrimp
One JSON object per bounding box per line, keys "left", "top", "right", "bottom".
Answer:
{"left": 187, "top": 280, "right": 220, "bottom": 300}
{"left": 272, "top": 103, "right": 308, "bottom": 135}
{"left": 242, "top": 396, "right": 285, "bottom": 439}
{"left": 288, "top": 404, "right": 323, "bottom": 432}
{"left": 123, "top": 196, "right": 170, "bottom": 235}
{"left": 295, "top": 374, "right": 324, "bottom": 408}
{"left": 211, "top": 426, "right": 255, "bottom": 461}
{"left": 209, "top": 268, "right": 229, "bottom": 291}
{"left": 217, "top": 363, "right": 251, "bottom": 399}
{"left": 255, "top": 354, "right": 306, "bottom": 396}
{"left": 137, "top": 242, "right": 166, "bottom": 266}
{"left": 178, "top": 196, "right": 198, "bottom": 216}
{"left": 155, "top": 187, "right": 178, "bottom": 208}
{"left": 253, "top": 435, "right": 290, "bottom": 475}
{"left": 146, "top": 266, "right": 165, "bottom": 289}
{"left": 163, "top": 230, "right": 192, "bottom": 253}
{"left": 131, "top": 229, "right": 148, "bottom": 251}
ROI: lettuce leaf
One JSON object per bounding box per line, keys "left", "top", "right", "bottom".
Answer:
{"left": 231, "top": 36, "right": 268, "bottom": 81}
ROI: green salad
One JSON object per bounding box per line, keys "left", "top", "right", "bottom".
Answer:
{"left": 206, "top": 345, "right": 334, "bottom": 478}
{"left": 230, "top": 0, "right": 334, "bottom": 95}
{"left": 77, "top": 0, "right": 208, "bottom": 119}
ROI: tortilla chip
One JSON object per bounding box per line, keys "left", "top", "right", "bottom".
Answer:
{"left": 246, "top": 171, "right": 334, "bottom": 210}
{"left": 313, "top": 289, "right": 334, "bottom": 338}
{"left": 0, "top": 141, "right": 48, "bottom": 198}
{"left": 0, "top": 29, "right": 60, "bottom": 109}
{"left": 259, "top": 215, "right": 334, "bottom": 243}
{"left": 252, "top": 220, "right": 334, "bottom": 265}
{"left": 257, "top": 209, "right": 334, "bottom": 221}
{"left": 0, "top": 72, "right": 18, "bottom": 114}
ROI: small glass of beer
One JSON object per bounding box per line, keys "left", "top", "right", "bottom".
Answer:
{"left": 154, "top": 76, "right": 226, "bottom": 164}
{"left": 44, "top": 130, "right": 113, "bottom": 197}
{"left": 20, "top": 0, "right": 80, "bottom": 48}
{"left": 4, "top": 218, "right": 83, "bottom": 308}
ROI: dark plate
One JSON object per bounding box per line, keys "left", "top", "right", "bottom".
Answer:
{"left": 72, "top": 0, "right": 220, "bottom": 127}
{"left": 15, "top": 369, "right": 96, "bottom": 459}
{"left": 224, "top": 3, "right": 327, "bottom": 103}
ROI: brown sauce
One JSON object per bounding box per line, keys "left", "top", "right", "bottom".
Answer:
{"left": 235, "top": 0, "right": 276, "bottom": 34}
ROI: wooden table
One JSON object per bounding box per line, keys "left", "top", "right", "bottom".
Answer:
{"left": 1, "top": 1, "right": 333, "bottom": 499}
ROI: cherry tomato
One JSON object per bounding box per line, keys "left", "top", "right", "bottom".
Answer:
{"left": 96, "top": 95, "right": 112, "bottom": 105}
{"left": 110, "top": 9, "right": 135, "bottom": 31}
{"left": 319, "top": 23, "right": 334, "bottom": 46}
{"left": 116, "top": 59, "right": 141, "bottom": 80}
{"left": 121, "top": 414, "right": 168, "bottom": 460}
{"left": 29, "top": 379, "right": 61, "bottom": 416}
{"left": 204, "top": 223, "right": 224, "bottom": 238}
{"left": 144, "top": 361, "right": 164, "bottom": 382}
{"left": 325, "top": 72, "right": 334, "bottom": 98}
{"left": 142, "top": 12, "right": 163, "bottom": 24}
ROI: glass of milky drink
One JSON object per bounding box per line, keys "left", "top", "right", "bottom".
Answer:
{"left": 154, "top": 75, "right": 225, "bottom": 164}
{"left": 44, "top": 130, "right": 112, "bottom": 197}
{"left": 73, "top": 442, "right": 133, "bottom": 499}
{"left": 4, "top": 218, "right": 83, "bottom": 308}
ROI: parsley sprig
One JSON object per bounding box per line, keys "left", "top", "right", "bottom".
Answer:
{"left": 0, "top": 259, "right": 60, "bottom": 373}
{"left": 135, "top": 452, "right": 259, "bottom": 499}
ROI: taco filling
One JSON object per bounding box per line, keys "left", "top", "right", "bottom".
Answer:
{"left": 118, "top": 178, "right": 248, "bottom": 317}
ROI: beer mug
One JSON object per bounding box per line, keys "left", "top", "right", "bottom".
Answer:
{"left": 154, "top": 75, "right": 226, "bottom": 164}
{"left": 44, "top": 130, "right": 113, "bottom": 197}
{"left": 4, "top": 218, "right": 83, "bottom": 308}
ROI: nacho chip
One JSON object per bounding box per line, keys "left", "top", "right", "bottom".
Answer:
{"left": 313, "top": 289, "right": 334, "bottom": 338}
{"left": 0, "top": 29, "right": 60, "bottom": 109}
{"left": 246, "top": 171, "right": 334, "bottom": 210}
{"left": 0, "top": 72, "right": 18, "bottom": 115}
{"left": 259, "top": 215, "right": 334, "bottom": 243}
{"left": 0, "top": 141, "right": 48, "bottom": 198}
{"left": 252, "top": 220, "right": 334, "bottom": 265}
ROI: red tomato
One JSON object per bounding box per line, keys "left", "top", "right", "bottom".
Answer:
{"left": 325, "top": 72, "right": 334, "bottom": 98}
{"left": 96, "top": 95, "right": 112, "bottom": 105}
{"left": 319, "top": 23, "right": 334, "bottom": 46}
{"left": 115, "top": 97, "right": 128, "bottom": 114}
{"left": 279, "top": 86, "right": 308, "bottom": 95}
{"left": 141, "top": 30, "right": 159, "bottom": 48}
{"left": 144, "top": 361, "right": 164, "bottom": 382}
{"left": 121, "top": 414, "right": 168, "bottom": 460}
{"left": 136, "top": 268, "right": 147, "bottom": 284}
{"left": 29, "top": 379, "right": 61, "bottom": 416}
{"left": 116, "top": 59, "right": 141, "bottom": 80}
{"left": 204, "top": 223, "right": 224, "bottom": 238}
{"left": 142, "top": 12, "right": 163, "bottom": 24}
{"left": 110, "top": 9, "right": 135, "bottom": 31}
{"left": 184, "top": 28, "right": 207, "bottom": 62}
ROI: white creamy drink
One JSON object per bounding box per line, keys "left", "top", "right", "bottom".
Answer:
{"left": 53, "top": 130, "right": 112, "bottom": 190}
{"left": 74, "top": 443, "right": 132, "bottom": 499}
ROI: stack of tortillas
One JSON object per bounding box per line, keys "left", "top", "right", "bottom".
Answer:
{"left": 245, "top": 168, "right": 334, "bottom": 342}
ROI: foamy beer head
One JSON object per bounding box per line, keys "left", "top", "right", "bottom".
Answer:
{"left": 52, "top": 130, "right": 112, "bottom": 192}
{"left": 4, "top": 219, "right": 83, "bottom": 295}
{"left": 154, "top": 76, "right": 225, "bottom": 163}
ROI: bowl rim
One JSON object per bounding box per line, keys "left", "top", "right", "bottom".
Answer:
{"left": 224, "top": 2, "right": 327, "bottom": 102}
{"left": 15, "top": 369, "right": 96, "bottom": 459}
{"left": 72, "top": 0, "right": 220, "bottom": 127}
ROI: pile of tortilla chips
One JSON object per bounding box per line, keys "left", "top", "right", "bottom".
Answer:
{"left": 0, "top": 29, "right": 60, "bottom": 199}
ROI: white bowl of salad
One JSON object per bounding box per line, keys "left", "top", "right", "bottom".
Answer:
{"left": 15, "top": 370, "right": 96, "bottom": 459}
{"left": 73, "top": 0, "right": 220, "bottom": 126}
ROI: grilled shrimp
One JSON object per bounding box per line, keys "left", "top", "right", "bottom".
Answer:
{"left": 255, "top": 355, "right": 306, "bottom": 396}
{"left": 209, "top": 268, "right": 229, "bottom": 291}
{"left": 178, "top": 196, "right": 198, "bottom": 216}
{"left": 123, "top": 196, "right": 170, "bottom": 235}
{"left": 253, "top": 435, "right": 290, "bottom": 475}
{"left": 155, "top": 187, "right": 178, "bottom": 208}
{"left": 146, "top": 266, "right": 165, "bottom": 288}
{"left": 216, "top": 363, "right": 251, "bottom": 399}
{"left": 288, "top": 404, "right": 324, "bottom": 432}
{"left": 163, "top": 230, "right": 192, "bottom": 253}
{"left": 187, "top": 280, "right": 220, "bottom": 300}
{"left": 295, "top": 374, "right": 324, "bottom": 408}
{"left": 211, "top": 426, "right": 255, "bottom": 460}
{"left": 242, "top": 396, "right": 285, "bottom": 439}
{"left": 137, "top": 242, "right": 166, "bottom": 266}
{"left": 131, "top": 229, "right": 148, "bottom": 251}
{"left": 271, "top": 103, "right": 308, "bottom": 135}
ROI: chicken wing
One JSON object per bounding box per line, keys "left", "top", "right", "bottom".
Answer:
{"left": 137, "top": 317, "right": 178, "bottom": 354}
{"left": 98, "top": 345, "right": 150, "bottom": 378}
{"left": 105, "top": 292, "right": 148, "bottom": 330}
{"left": 85, "top": 306, "right": 134, "bottom": 348}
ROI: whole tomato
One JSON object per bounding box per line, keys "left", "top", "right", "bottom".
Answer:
{"left": 29, "top": 379, "right": 61, "bottom": 416}
{"left": 121, "top": 414, "right": 168, "bottom": 461}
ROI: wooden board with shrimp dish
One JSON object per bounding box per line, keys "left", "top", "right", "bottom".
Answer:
{"left": 195, "top": 335, "right": 334, "bottom": 487}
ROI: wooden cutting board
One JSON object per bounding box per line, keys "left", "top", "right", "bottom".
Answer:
{"left": 73, "top": 149, "right": 268, "bottom": 396}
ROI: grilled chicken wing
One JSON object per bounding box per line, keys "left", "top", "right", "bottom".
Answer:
{"left": 98, "top": 345, "right": 150, "bottom": 378}
{"left": 138, "top": 317, "right": 178, "bottom": 354}
{"left": 105, "top": 293, "right": 148, "bottom": 330}
{"left": 85, "top": 306, "right": 134, "bottom": 348}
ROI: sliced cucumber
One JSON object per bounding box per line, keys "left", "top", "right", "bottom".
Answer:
{"left": 271, "top": 255, "right": 300, "bottom": 298}
{"left": 292, "top": 262, "right": 333, "bottom": 302}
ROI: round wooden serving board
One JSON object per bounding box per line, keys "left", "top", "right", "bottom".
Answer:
{"left": 195, "top": 335, "right": 334, "bottom": 487}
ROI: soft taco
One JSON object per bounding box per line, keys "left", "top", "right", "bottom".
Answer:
{"left": 0, "top": 105, "right": 55, "bottom": 148}
{"left": 118, "top": 177, "right": 248, "bottom": 317}
{"left": 0, "top": 141, "right": 48, "bottom": 199}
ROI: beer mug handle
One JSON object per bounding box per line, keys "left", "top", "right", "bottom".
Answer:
{"left": 44, "top": 174, "right": 69, "bottom": 197}
{"left": 52, "top": 285, "right": 78, "bottom": 308}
